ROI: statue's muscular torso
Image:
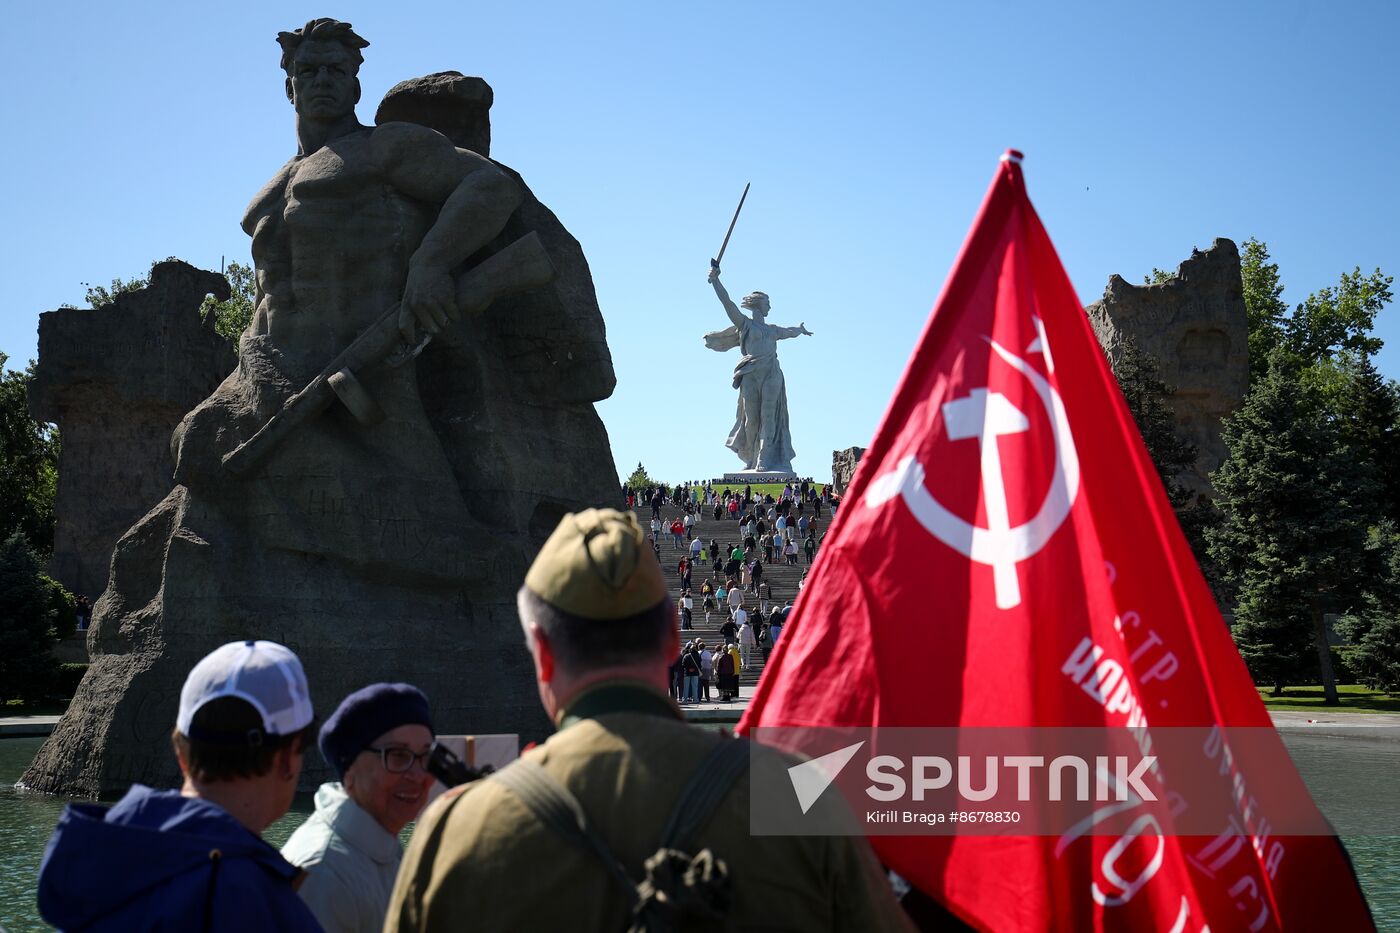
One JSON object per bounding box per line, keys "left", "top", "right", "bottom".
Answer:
{"left": 242, "top": 125, "right": 437, "bottom": 378}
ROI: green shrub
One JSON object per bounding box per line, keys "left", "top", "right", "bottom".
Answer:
{"left": 54, "top": 662, "right": 88, "bottom": 699}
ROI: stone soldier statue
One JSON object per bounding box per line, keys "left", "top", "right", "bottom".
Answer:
{"left": 704, "top": 266, "right": 812, "bottom": 475}
{"left": 169, "top": 17, "right": 521, "bottom": 580}
{"left": 24, "top": 19, "right": 619, "bottom": 797}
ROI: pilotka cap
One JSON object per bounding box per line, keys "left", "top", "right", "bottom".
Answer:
{"left": 524, "top": 509, "right": 667, "bottom": 619}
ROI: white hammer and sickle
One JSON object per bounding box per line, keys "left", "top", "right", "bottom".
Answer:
{"left": 865, "top": 336, "right": 1080, "bottom": 609}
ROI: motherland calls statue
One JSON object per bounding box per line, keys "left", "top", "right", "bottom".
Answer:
{"left": 24, "top": 19, "right": 618, "bottom": 797}
{"left": 704, "top": 267, "right": 812, "bottom": 476}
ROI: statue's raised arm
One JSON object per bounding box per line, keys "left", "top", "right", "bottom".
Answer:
{"left": 707, "top": 266, "right": 747, "bottom": 330}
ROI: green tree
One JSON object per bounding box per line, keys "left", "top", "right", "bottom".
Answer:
{"left": 0, "top": 354, "right": 60, "bottom": 554}
{"left": 1336, "top": 523, "right": 1400, "bottom": 692}
{"left": 1228, "top": 241, "right": 1395, "bottom": 696}
{"left": 0, "top": 531, "right": 60, "bottom": 702}
{"left": 1240, "top": 238, "right": 1393, "bottom": 380}
{"left": 44, "top": 574, "right": 77, "bottom": 642}
{"left": 1282, "top": 267, "right": 1393, "bottom": 365}
{"left": 1239, "top": 238, "right": 1288, "bottom": 383}
{"left": 1330, "top": 354, "right": 1400, "bottom": 525}
{"left": 1207, "top": 352, "right": 1377, "bottom": 701}
{"left": 625, "top": 462, "right": 665, "bottom": 494}
{"left": 1142, "top": 267, "right": 1174, "bottom": 285}
{"left": 201, "top": 260, "right": 257, "bottom": 345}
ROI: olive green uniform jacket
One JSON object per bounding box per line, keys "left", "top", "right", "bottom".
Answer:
{"left": 386, "top": 683, "right": 910, "bottom": 932}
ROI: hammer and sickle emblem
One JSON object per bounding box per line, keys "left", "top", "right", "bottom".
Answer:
{"left": 865, "top": 328, "right": 1080, "bottom": 609}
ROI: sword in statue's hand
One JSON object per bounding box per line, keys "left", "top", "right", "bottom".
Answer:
{"left": 710, "top": 182, "right": 750, "bottom": 273}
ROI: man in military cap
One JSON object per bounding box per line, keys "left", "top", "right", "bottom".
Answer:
{"left": 386, "top": 508, "right": 909, "bottom": 931}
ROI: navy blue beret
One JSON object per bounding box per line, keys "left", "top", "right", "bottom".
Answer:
{"left": 318, "top": 682, "right": 434, "bottom": 777}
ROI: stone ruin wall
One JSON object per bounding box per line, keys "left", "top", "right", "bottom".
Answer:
{"left": 831, "top": 446, "right": 866, "bottom": 495}
{"left": 29, "top": 261, "right": 237, "bottom": 601}
{"left": 1085, "top": 238, "right": 1249, "bottom": 498}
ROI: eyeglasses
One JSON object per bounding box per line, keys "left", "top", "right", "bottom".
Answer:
{"left": 365, "top": 744, "right": 434, "bottom": 774}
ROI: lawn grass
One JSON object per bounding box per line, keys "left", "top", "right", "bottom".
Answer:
{"left": 1256, "top": 683, "right": 1400, "bottom": 714}
{"left": 696, "top": 482, "right": 829, "bottom": 498}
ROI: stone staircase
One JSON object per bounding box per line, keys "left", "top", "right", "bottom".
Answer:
{"left": 632, "top": 501, "right": 822, "bottom": 687}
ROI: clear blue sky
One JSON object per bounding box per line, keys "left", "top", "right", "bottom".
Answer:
{"left": 2, "top": 1, "right": 1395, "bottom": 484}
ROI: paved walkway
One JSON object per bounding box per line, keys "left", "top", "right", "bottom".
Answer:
{"left": 680, "top": 683, "right": 753, "bottom": 723}
{"left": 1269, "top": 709, "right": 1400, "bottom": 741}
{"left": 5, "top": 707, "right": 1398, "bottom": 737}
{"left": 0, "top": 714, "right": 61, "bottom": 737}
{"left": 679, "top": 698, "right": 1400, "bottom": 733}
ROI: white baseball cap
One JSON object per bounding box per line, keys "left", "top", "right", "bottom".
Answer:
{"left": 176, "top": 640, "right": 314, "bottom": 742}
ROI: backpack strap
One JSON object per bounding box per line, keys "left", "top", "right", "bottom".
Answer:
{"left": 659, "top": 736, "right": 751, "bottom": 851}
{"left": 490, "top": 758, "right": 638, "bottom": 902}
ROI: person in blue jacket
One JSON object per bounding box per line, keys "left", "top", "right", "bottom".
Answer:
{"left": 37, "top": 640, "right": 323, "bottom": 932}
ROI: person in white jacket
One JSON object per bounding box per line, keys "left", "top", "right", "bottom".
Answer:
{"left": 738, "top": 616, "right": 758, "bottom": 670}
{"left": 283, "top": 683, "right": 437, "bottom": 933}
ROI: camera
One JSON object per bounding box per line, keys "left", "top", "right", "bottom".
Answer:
{"left": 426, "top": 742, "right": 494, "bottom": 788}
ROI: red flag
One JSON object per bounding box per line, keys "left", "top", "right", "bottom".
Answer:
{"left": 738, "top": 152, "right": 1374, "bottom": 931}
